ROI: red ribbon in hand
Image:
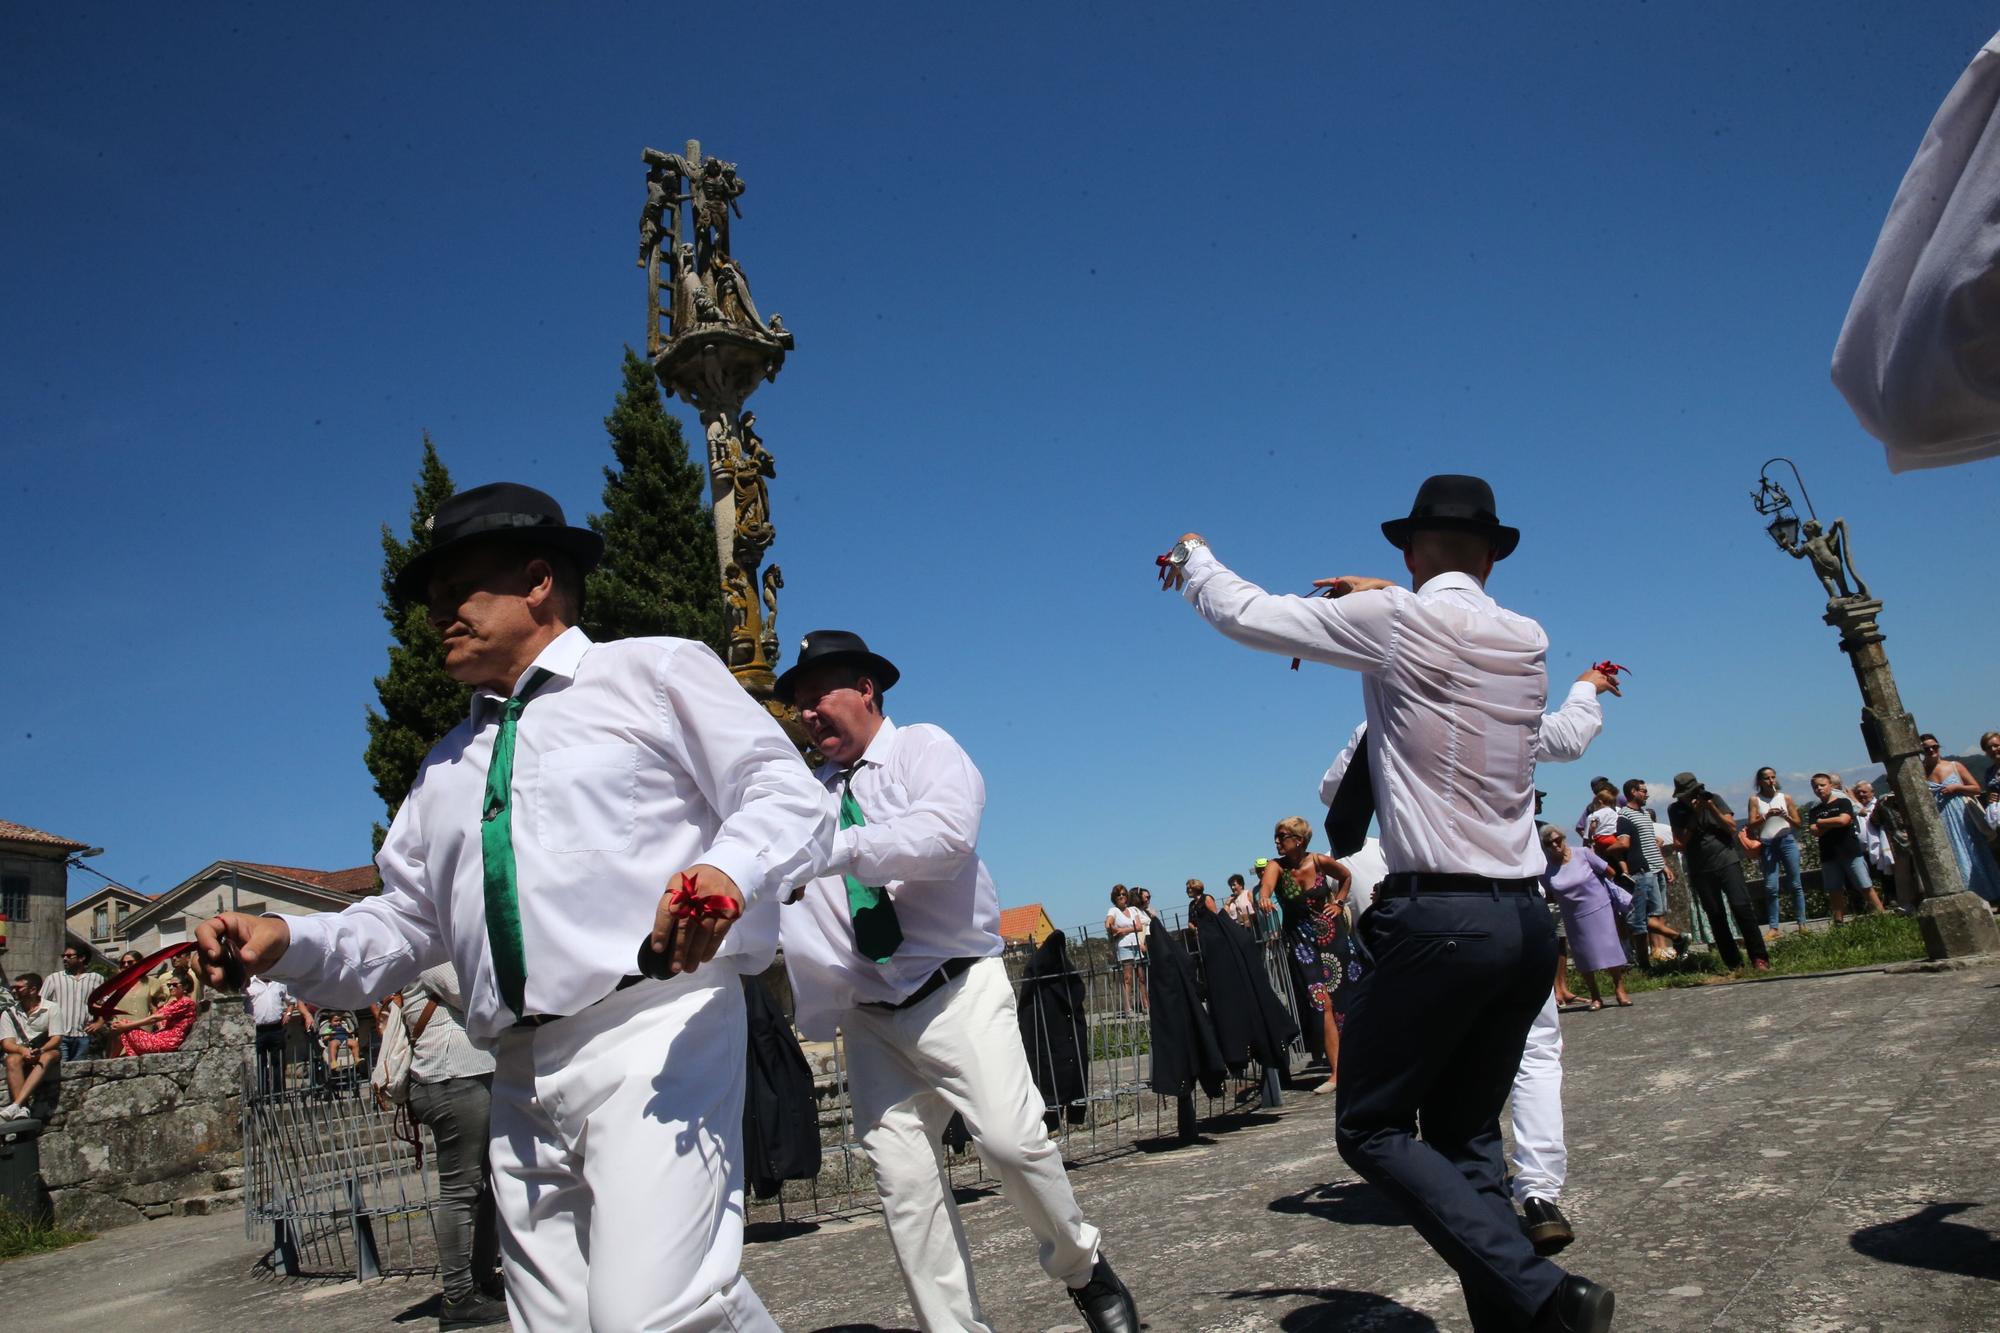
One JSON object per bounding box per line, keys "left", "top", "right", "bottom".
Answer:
{"left": 667, "top": 872, "right": 740, "bottom": 922}
{"left": 1592, "top": 660, "right": 1631, "bottom": 678}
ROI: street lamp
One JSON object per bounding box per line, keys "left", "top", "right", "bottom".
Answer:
{"left": 1753, "top": 458, "right": 1998, "bottom": 959}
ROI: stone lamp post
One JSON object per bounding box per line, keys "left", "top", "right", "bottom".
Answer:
{"left": 638, "top": 140, "right": 794, "bottom": 705}
{"left": 1752, "top": 458, "right": 1998, "bottom": 959}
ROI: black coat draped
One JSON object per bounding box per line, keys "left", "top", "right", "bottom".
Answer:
{"left": 741, "top": 975, "right": 822, "bottom": 1200}
{"left": 1017, "top": 929, "right": 1090, "bottom": 1123}
{"left": 1191, "top": 901, "right": 1298, "bottom": 1071}
{"left": 1142, "top": 909, "right": 1226, "bottom": 1099}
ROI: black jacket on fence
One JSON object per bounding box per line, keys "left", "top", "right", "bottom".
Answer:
{"left": 741, "top": 974, "right": 822, "bottom": 1200}
{"left": 1190, "top": 900, "right": 1298, "bottom": 1072}
{"left": 1017, "top": 929, "right": 1090, "bottom": 1124}
{"left": 1142, "top": 909, "right": 1226, "bottom": 1099}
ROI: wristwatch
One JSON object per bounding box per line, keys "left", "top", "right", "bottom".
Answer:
{"left": 1166, "top": 536, "right": 1207, "bottom": 568}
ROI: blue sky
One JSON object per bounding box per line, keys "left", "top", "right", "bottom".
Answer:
{"left": 5, "top": 4, "right": 1996, "bottom": 934}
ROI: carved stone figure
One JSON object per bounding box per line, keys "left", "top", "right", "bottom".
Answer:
{"left": 691, "top": 156, "right": 744, "bottom": 265}
{"left": 722, "top": 562, "right": 758, "bottom": 668}
{"left": 673, "top": 243, "right": 720, "bottom": 327}
{"left": 760, "top": 564, "right": 783, "bottom": 657}
{"left": 730, "top": 411, "right": 776, "bottom": 562}
{"left": 1782, "top": 517, "right": 1871, "bottom": 602}
{"left": 710, "top": 254, "right": 777, "bottom": 337}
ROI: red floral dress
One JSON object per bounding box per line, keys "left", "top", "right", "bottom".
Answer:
{"left": 123, "top": 995, "right": 196, "bottom": 1054}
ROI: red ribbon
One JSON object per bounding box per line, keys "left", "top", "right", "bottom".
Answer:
{"left": 87, "top": 943, "right": 195, "bottom": 1022}
{"left": 667, "top": 872, "right": 740, "bottom": 922}
{"left": 1592, "top": 660, "right": 1631, "bottom": 678}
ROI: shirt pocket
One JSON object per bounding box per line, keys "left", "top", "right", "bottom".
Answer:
{"left": 533, "top": 742, "right": 638, "bottom": 854}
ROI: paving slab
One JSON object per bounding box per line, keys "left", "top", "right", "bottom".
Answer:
{"left": 5, "top": 964, "right": 1998, "bottom": 1332}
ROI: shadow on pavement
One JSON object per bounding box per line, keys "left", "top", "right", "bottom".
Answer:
{"left": 392, "top": 1295, "right": 441, "bottom": 1323}
{"left": 1221, "top": 1285, "right": 1439, "bottom": 1330}
{"left": 1851, "top": 1201, "right": 2000, "bottom": 1281}
{"left": 745, "top": 1219, "right": 822, "bottom": 1244}
{"left": 807, "top": 1326, "right": 920, "bottom": 1332}
{"left": 1268, "top": 1180, "right": 1407, "bottom": 1228}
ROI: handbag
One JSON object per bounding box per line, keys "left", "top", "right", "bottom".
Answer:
{"left": 369, "top": 993, "right": 438, "bottom": 1111}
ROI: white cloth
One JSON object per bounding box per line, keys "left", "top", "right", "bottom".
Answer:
{"left": 780, "top": 718, "right": 1001, "bottom": 1039}
{"left": 268, "top": 628, "right": 834, "bottom": 1044}
{"left": 844, "top": 957, "right": 1100, "bottom": 1332}
{"left": 1834, "top": 31, "right": 2000, "bottom": 472}
{"left": 487, "top": 973, "right": 774, "bottom": 1333}
{"left": 41, "top": 970, "right": 100, "bottom": 1037}
{"left": 1185, "top": 551, "right": 1602, "bottom": 878}
{"left": 1508, "top": 989, "right": 1567, "bottom": 1205}
{"left": 405, "top": 964, "right": 494, "bottom": 1083}
{"left": 244, "top": 977, "right": 290, "bottom": 1026}
{"left": 1855, "top": 798, "right": 1896, "bottom": 871}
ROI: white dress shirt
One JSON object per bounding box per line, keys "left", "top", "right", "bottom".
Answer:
{"left": 244, "top": 976, "right": 291, "bottom": 1026}
{"left": 270, "top": 628, "right": 834, "bottom": 1045}
{"left": 1833, "top": 30, "right": 2000, "bottom": 473}
{"left": 403, "top": 963, "right": 496, "bottom": 1083}
{"left": 779, "top": 718, "right": 1002, "bottom": 1040}
{"left": 1186, "top": 549, "right": 1601, "bottom": 879}
{"left": 41, "top": 970, "right": 101, "bottom": 1038}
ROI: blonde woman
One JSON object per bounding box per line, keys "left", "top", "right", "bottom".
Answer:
{"left": 1259, "top": 816, "right": 1352, "bottom": 1094}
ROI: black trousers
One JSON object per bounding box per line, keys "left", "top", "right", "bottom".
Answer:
{"left": 1687, "top": 860, "right": 1769, "bottom": 969}
{"left": 254, "top": 1022, "right": 286, "bottom": 1093}
{"left": 1335, "top": 889, "right": 1563, "bottom": 1330}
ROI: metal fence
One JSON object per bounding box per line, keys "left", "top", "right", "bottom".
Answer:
{"left": 241, "top": 1056, "right": 439, "bottom": 1280}
{"left": 235, "top": 908, "right": 1317, "bottom": 1260}
{"left": 750, "top": 908, "right": 1315, "bottom": 1223}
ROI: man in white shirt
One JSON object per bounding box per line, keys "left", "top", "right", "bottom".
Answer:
{"left": 775, "top": 631, "right": 1138, "bottom": 1333}
{"left": 1164, "top": 476, "right": 1619, "bottom": 1333}
{"left": 42, "top": 946, "right": 102, "bottom": 1063}
{"left": 3, "top": 972, "right": 60, "bottom": 1119}
{"left": 244, "top": 976, "right": 292, "bottom": 1092}
{"left": 197, "top": 482, "right": 833, "bottom": 1333}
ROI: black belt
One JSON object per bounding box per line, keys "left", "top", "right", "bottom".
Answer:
{"left": 513, "top": 973, "right": 648, "bottom": 1029}
{"left": 862, "top": 957, "right": 978, "bottom": 1011}
{"left": 1375, "top": 872, "right": 1541, "bottom": 898}
{"left": 255, "top": 1021, "right": 287, "bottom": 1031}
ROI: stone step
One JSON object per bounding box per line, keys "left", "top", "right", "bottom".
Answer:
{"left": 174, "top": 1189, "right": 243, "bottom": 1218}
{"left": 211, "top": 1166, "right": 244, "bottom": 1191}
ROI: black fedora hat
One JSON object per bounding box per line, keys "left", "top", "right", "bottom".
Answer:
{"left": 1380, "top": 474, "right": 1521, "bottom": 560}
{"left": 392, "top": 482, "right": 605, "bottom": 605}
{"left": 772, "top": 630, "right": 901, "bottom": 705}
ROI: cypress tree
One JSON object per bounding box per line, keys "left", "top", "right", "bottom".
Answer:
{"left": 364, "top": 433, "right": 471, "bottom": 847}
{"left": 582, "top": 349, "right": 727, "bottom": 651}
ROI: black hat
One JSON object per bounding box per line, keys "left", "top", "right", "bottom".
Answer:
{"left": 772, "top": 630, "right": 901, "bottom": 705}
{"left": 1672, "top": 772, "right": 1702, "bottom": 798}
{"left": 392, "top": 482, "right": 605, "bottom": 605}
{"left": 1381, "top": 474, "right": 1521, "bottom": 560}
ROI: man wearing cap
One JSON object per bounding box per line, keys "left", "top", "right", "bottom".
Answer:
{"left": 197, "top": 482, "right": 832, "bottom": 1332}
{"left": 773, "top": 631, "right": 1138, "bottom": 1333}
{"left": 1163, "top": 475, "right": 1621, "bottom": 1332}
{"left": 1667, "top": 773, "right": 1771, "bottom": 973}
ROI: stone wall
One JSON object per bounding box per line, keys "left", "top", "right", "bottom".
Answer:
{"left": 36, "top": 1002, "right": 250, "bottom": 1231}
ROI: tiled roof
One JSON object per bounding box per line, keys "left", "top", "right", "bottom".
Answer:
{"left": 233, "top": 862, "right": 378, "bottom": 897}
{"left": 997, "top": 904, "right": 1049, "bottom": 944}
{"left": 0, "top": 819, "right": 92, "bottom": 853}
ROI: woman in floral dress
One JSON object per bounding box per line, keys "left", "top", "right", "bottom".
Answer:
{"left": 114, "top": 974, "right": 197, "bottom": 1054}
{"left": 1259, "top": 816, "right": 1352, "bottom": 1095}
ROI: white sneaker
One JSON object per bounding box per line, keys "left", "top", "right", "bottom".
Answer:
{"left": 1313, "top": 1078, "right": 1337, "bottom": 1096}
{"left": 0, "top": 1103, "right": 28, "bottom": 1120}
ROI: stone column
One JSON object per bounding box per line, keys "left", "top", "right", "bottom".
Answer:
{"left": 1828, "top": 598, "right": 1999, "bottom": 959}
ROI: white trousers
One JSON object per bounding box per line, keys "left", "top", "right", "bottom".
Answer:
{"left": 844, "top": 956, "right": 1102, "bottom": 1333}
{"left": 1507, "top": 987, "right": 1567, "bottom": 1205}
{"left": 488, "top": 973, "right": 775, "bottom": 1333}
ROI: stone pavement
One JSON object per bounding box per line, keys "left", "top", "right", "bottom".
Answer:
{"left": 8, "top": 964, "right": 2000, "bottom": 1331}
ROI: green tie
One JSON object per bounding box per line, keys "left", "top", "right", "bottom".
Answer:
{"left": 840, "top": 770, "right": 903, "bottom": 963}
{"left": 482, "top": 667, "right": 553, "bottom": 1019}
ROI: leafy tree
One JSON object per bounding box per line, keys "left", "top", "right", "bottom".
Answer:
{"left": 364, "top": 433, "right": 470, "bottom": 848}
{"left": 582, "top": 349, "right": 726, "bottom": 651}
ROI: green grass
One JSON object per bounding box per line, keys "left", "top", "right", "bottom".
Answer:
{"left": 0, "top": 1208, "right": 92, "bottom": 1262}
{"left": 1567, "top": 912, "right": 1929, "bottom": 997}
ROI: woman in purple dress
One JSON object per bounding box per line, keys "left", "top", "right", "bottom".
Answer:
{"left": 1538, "top": 825, "right": 1635, "bottom": 1009}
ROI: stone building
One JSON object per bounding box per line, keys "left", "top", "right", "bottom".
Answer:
{"left": 65, "top": 882, "right": 156, "bottom": 957}
{"left": 119, "top": 860, "right": 377, "bottom": 953}
{"left": 0, "top": 818, "right": 95, "bottom": 977}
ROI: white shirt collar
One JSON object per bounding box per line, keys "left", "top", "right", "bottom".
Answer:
{"left": 823, "top": 716, "right": 898, "bottom": 781}
{"left": 1415, "top": 570, "right": 1488, "bottom": 598}
{"left": 474, "top": 625, "right": 593, "bottom": 717}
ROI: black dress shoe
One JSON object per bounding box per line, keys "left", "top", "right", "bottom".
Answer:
{"left": 1069, "top": 1255, "right": 1139, "bottom": 1333}
{"left": 1530, "top": 1274, "right": 1614, "bottom": 1332}
{"left": 1522, "top": 1196, "right": 1575, "bottom": 1256}
{"left": 438, "top": 1291, "right": 511, "bottom": 1329}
